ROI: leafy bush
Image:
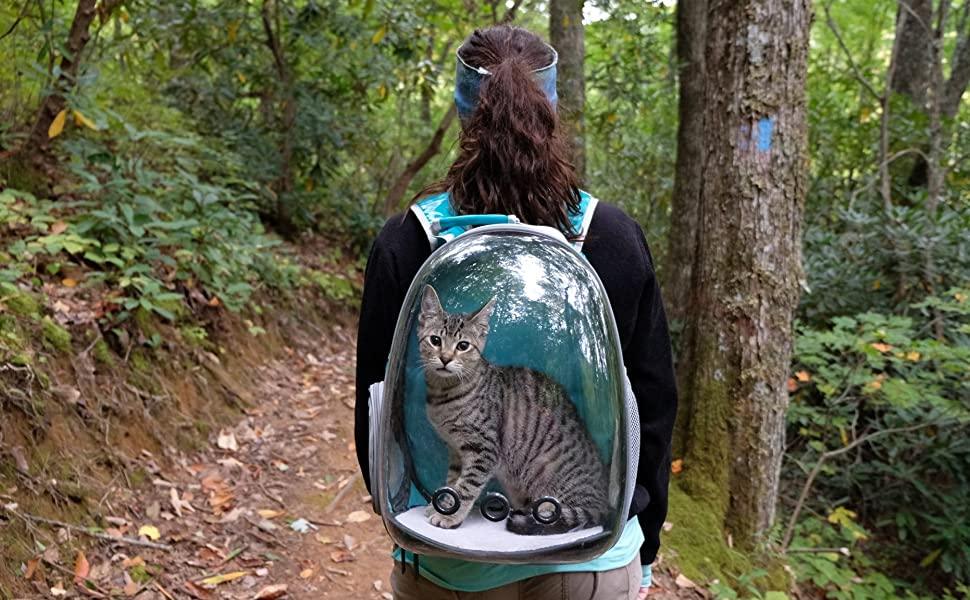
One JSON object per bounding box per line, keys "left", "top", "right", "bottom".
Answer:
{"left": 801, "top": 200, "right": 970, "bottom": 324}
{"left": 784, "top": 289, "right": 970, "bottom": 591}
{"left": 0, "top": 123, "right": 302, "bottom": 324}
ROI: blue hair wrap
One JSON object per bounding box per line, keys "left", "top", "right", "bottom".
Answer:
{"left": 454, "top": 44, "right": 559, "bottom": 123}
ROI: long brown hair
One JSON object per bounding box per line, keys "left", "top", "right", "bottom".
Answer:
{"left": 418, "top": 26, "right": 581, "bottom": 236}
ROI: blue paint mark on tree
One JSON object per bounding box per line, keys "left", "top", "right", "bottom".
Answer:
{"left": 756, "top": 117, "right": 774, "bottom": 152}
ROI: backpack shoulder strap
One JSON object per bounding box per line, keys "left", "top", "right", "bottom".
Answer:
{"left": 411, "top": 190, "right": 601, "bottom": 253}
{"left": 571, "top": 190, "right": 599, "bottom": 253}
{"left": 411, "top": 192, "right": 456, "bottom": 251}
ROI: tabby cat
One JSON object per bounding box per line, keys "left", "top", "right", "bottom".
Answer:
{"left": 417, "top": 285, "right": 608, "bottom": 534}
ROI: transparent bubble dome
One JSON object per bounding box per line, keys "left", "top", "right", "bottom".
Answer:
{"left": 371, "top": 225, "right": 637, "bottom": 563}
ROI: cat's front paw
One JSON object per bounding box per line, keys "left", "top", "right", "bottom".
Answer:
{"left": 428, "top": 512, "right": 464, "bottom": 529}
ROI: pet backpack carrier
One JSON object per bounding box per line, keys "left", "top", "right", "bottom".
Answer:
{"left": 367, "top": 191, "right": 639, "bottom": 564}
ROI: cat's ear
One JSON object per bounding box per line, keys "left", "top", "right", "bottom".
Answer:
{"left": 419, "top": 285, "right": 443, "bottom": 324}
{"left": 468, "top": 297, "right": 497, "bottom": 334}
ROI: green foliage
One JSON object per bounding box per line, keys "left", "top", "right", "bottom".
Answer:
{"left": 586, "top": 2, "right": 676, "bottom": 249}
{"left": 786, "top": 289, "right": 970, "bottom": 590}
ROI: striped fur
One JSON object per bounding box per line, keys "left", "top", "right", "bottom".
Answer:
{"left": 418, "top": 285, "right": 607, "bottom": 534}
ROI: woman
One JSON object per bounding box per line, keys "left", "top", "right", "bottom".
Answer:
{"left": 355, "top": 25, "right": 677, "bottom": 600}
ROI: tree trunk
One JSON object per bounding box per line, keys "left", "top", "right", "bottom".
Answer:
{"left": 678, "top": 0, "right": 811, "bottom": 549}
{"left": 666, "top": 0, "right": 708, "bottom": 457}
{"left": 549, "top": 0, "right": 586, "bottom": 183}
{"left": 25, "top": 0, "right": 99, "bottom": 164}
{"left": 892, "top": 0, "right": 934, "bottom": 107}
{"left": 941, "top": 13, "right": 970, "bottom": 118}
{"left": 382, "top": 105, "right": 458, "bottom": 215}
{"left": 261, "top": 0, "right": 297, "bottom": 236}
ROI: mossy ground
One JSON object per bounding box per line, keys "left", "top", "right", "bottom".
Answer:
{"left": 664, "top": 482, "right": 791, "bottom": 593}
{"left": 40, "top": 317, "right": 71, "bottom": 353}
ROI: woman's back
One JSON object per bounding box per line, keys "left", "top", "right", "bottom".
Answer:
{"left": 354, "top": 23, "right": 677, "bottom": 599}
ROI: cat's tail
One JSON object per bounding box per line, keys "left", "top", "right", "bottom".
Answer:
{"left": 506, "top": 506, "right": 600, "bottom": 536}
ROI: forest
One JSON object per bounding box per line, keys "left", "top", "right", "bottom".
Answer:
{"left": 0, "top": 0, "right": 967, "bottom": 598}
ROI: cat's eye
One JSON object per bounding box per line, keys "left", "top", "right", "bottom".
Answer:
{"left": 429, "top": 335, "right": 442, "bottom": 347}
{"left": 456, "top": 341, "right": 470, "bottom": 351}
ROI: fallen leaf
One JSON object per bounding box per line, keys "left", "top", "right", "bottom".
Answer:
{"left": 138, "top": 525, "right": 161, "bottom": 540}
{"left": 299, "top": 568, "right": 313, "bottom": 579}
{"left": 870, "top": 342, "right": 892, "bottom": 353}
{"left": 674, "top": 573, "right": 696, "bottom": 588}
{"left": 220, "top": 507, "right": 244, "bottom": 523}
{"left": 10, "top": 446, "right": 29, "bottom": 473}
{"left": 905, "top": 351, "right": 921, "bottom": 361}
{"left": 24, "top": 557, "right": 39, "bottom": 579}
{"left": 346, "top": 510, "right": 370, "bottom": 523}
{"left": 51, "top": 582, "right": 68, "bottom": 596}
{"left": 253, "top": 583, "right": 288, "bottom": 599}
{"left": 786, "top": 377, "right": 798, "bottom": 393}
{"left": 121, "top": 556, "right": 145, "bottom": 569}
{"left": 670, "top": 459, "right": 683, "bottom": 474}
{"left": 74, "top": 551, "right": 90, "bottom": 584}
{"left": 171, "top": 487, "right": 183, "bottom": 517}
{"left": 329, "top": 549, "right": 355, "bottom": 563}
{"left": 183, "top": 580, "right": 214, "bottom": 599}
{"left": 123, "top": 573, "right": 138, "bottom": 596}
{"left": 50, "top": 221, "right": 68, "bottom": 235}
{"left": 217, "top": 430, "right": 238, "bottom": 451}
{"left": 200, "top": 571, "right": 248, "bottom": 586}
{"left": 795, "top": 370, "right": 811, "bottom": 382}
{"left": 257, "top": 509, "right": 282, "bottom": 519}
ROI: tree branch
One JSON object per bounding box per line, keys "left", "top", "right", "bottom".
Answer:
{"left": 0, "top": 0, "right": 31, "bottom": 42}
{"left": 382, "top": 104, "right": 458, "bottom": 216}
{"left": 1, "top": 504, "right": 173, "bottom": 552}
{"left": 823, "top": 2, "right": 880, "bottom": 102}
{"left": 942, "top": 10, "right": 970, "bottom": 118}
{"left": 781, "top": 423, "right": 935, "bottom": 551}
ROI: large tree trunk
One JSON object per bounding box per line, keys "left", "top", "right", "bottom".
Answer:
{"left": 666, "top": 0, "right": 708, "bottom": 457}
{"left": 678, "top": 0, "right": 811, "bottom": 549}
{"left": 549, "top": 0, "right": 586, "bottom": 183}
{"left": 893, "top": 0, "right": 934, "bottom": 107}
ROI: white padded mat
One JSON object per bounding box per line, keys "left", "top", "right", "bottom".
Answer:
{"left": 396, "top": 506, "right": 604, "bottom": 552}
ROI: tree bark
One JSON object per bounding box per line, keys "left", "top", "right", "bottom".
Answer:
{"left": 25, "top": 0, "right": 99, "bottom": 163}
{"left": 666, "top": 0, "right": 708, "bottom": 458}
{"left": 261, "top": 0, "right": 297, "bottom": 236}
{"left": 892, "top": 0, "right": 934, "bottom": 107}
{"left": 678, "top": 0, "right": 811, "bottom": 549}
{"left": 941, "top": 12, "right": 970, "bottom": 118}
{"left": 382, "top": 105, "right": 457, "bottom": 215}
{"left": 549, "top": 0, "right": 586, "bottom": 183}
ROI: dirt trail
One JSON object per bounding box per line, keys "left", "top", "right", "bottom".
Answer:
{"left": 15, "top": 321, "right": 699, "bottom": 599}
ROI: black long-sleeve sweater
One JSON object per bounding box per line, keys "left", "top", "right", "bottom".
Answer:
{"left": 353, "top": 202, "right": 677, "bottom": 566}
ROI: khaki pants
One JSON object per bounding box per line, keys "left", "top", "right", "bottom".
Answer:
{"left": 390, "top": 558, "right": 641, "bottom": 600}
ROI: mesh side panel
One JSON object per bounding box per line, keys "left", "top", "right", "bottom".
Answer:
{"left": 368, "top": 381, "right": 385, "bottom": 515}
{"left": 621, "top": 371, "right": 640, "bottom": 520}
